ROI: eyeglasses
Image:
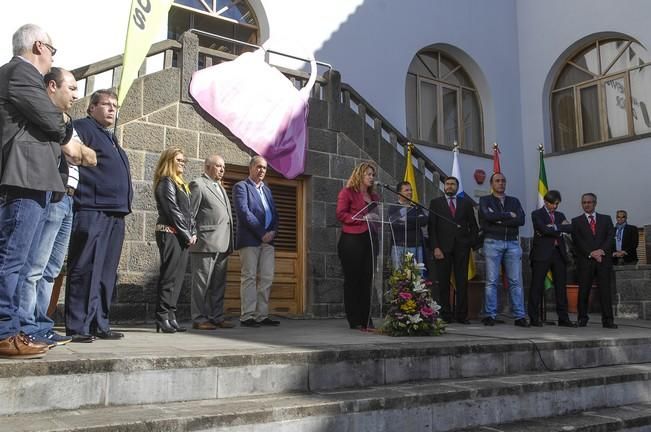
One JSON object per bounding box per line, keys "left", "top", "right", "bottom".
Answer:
{"left": 38, "top": 41, "right": 57, "bottom": 56}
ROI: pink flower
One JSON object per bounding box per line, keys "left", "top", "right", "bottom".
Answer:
{"left": 420, "top": 306, "right": 433, "bottom": 317}
{"left": 399, "top": 292, "right": 413, "bottom": 300}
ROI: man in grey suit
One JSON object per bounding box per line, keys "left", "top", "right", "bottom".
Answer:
{"left": 189, "top": 155, "right": 235, "bottom": 330}
{"left": 0, "top": 24, "right": 76, "bottom": 359}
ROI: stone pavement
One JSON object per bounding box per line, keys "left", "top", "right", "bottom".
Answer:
{"left": 29, "top": 314, "right": 651, "bottom": 362}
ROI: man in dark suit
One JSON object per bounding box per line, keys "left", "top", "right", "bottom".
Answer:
{"left": 571, "top": 193, "right": 617, "bottom": 329}
{"left": 428, "top": 176, "right": 478, "bottom": 324}
{"left": 232, "top": 155, "right": 280, "bottom": 327}
{"left": 0, "top": 24, "right": 74, "bottom": 359}
{"left": 529, "top": 190, "right": 576, "bottom": 327}
{"left": 189, "top": 154, "right": 235, "bottom": 330}
{"left": 65, "top": 90, "right": 133, "bottom": 342}
{"left": 612, "top": 210, "right": 638, "bottom": 265}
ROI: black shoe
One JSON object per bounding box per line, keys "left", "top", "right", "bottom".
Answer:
{"left": 94, "top": 329, "right": 124, "bottom": 339}
{"left": 558, "top": 320, "right": 578, "bottom": 328}
{"left": 169, "top": 320, "right": 187, "bottom": 332}
{"left": 482, "top": 317, "right": 495, "bottom": 326}
{"left": 258, "top": 318, "right": 280, "bottom": 326}
{"left": 457, "top": 319, "right": 471, "bottom": 324}
{"left": 530, "top": 320, "right": 543, "bottom": 327}
{"left": 349, "top": 324, "right": 363, "bottom": 330}
{"left": 494, "top": 319, "right": 506, "bottom": 324}
{"left": 240, "top": 318, "right": 261, "bottom": 328}
{"left": 156, "top": 319, "right": 176, "bottom": 334}
{"left": 69, "top": 334, "right": 95, "bottom": 343}
{"left": 603, "top": 321, "right": 618, "bottom": 329}
{"left": 578, "top": 319, "right": 588, "bottom": 327}
{"left": 514, "top": 318, "right": 530, "bottom": 327}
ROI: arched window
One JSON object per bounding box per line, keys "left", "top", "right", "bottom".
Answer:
{"left": 551, "top": 38, "right": 651, "bottom": 151}
{"left": 406, "top": 51, "right": 483, "bottom": 153}
{"left": 168, "top": 0, "right": 259, "bottom": 54}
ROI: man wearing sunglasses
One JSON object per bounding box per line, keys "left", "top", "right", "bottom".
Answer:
{"left": 0, "top": 24, "right": 73, "bottom": 359}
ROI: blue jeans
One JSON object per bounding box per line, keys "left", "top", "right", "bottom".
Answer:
{"left": 17, "top": 195, "right": 73, "bottom": 336}
{"left": 483, "top": 238, "right": 526, "bottom": 319}
{"left": 0, "top": 187, "right": 49, "bottom": 339}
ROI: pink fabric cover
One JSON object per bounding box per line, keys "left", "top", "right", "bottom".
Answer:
{"left": 189, "top": 50, "right": 316, "bottom": 179}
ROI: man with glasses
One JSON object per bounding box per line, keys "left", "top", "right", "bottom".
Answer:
{"left": 612, "top": 210, "right": 638, "bottom": 265}
{"left": 478, "top": 173, "right": 529, "bottom": 327}
{"left": 65, "top": 90, "right": 133, "bottom": 342}
{"left": 0, "top": 24, "right": 73, "bottom": 359}
{"left": 571, "top": 193, "right": 617, "bottom": 329}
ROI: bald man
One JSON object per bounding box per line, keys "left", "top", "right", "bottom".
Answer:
{"left": 189, "top": 155, "right": 235, "bottom": 330}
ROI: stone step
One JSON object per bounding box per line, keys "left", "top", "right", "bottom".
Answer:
{"left": 3, "top": 363, "right": 651, "bottom": 432}
{"left": 3, "top": 325, "right": 651, "bottom": 416}
{"left": 456, "top": 402, "right": 651, "bottom": 431}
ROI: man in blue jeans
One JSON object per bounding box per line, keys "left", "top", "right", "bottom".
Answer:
{"left": 16, "top": 68, "right": 97, "bottom": 346}
{"left": 0, "top": 25, "right": 76, "bottom": 359}
{"left": 478, "top": 173, "right": 529, "bottom": 327}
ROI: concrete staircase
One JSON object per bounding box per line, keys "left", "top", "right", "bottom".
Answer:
{"left": 2, "top": 319, "right": 651, "bottom": 431}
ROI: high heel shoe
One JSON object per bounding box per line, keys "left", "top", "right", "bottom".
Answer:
{"left": 169, "top": 319, "right": 187, "bottom": 332}
{"left": 156, "top": 319, "right": 176, "bottom": 334}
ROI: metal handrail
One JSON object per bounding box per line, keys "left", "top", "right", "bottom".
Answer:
{"left": 189, "top": 28, "right": 332, "bottom": 72}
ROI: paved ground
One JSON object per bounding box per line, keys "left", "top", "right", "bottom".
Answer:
{"left": 27, "top": 313, "right": 651, "bottom": 362}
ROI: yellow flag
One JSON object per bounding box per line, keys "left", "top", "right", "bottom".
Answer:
{"left": 118, "top": 0, "right": 174, "bottom": 107}
{"left": 403, "top": 143, "right": 419, "bottom": 204}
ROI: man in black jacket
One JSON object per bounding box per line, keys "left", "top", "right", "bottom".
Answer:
{"left": 612, "top": 210, "right": 638, "bottom": 265}
{"left": 429, "top": 176, "right": 478, "bottom": 324}
{"left": 571, "top": 193, "right": 617, "bottom": 329}
{"left": 478, "top": 173, "right": 528, "bottom": 327}
{"left": 0, "top": 24, "right": 73, "bottom": 359}
{"left": 529, "top": 190, "right": 575, "bottom": 327}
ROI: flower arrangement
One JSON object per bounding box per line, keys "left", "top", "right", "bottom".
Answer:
{"left": 381, "top": 252, "right": 445, "bottom": 336}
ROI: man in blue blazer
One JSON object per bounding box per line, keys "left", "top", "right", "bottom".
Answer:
{"left": 529, "top": 190, "right": 575, "bottom": 327}
{"left": 232, "top": 156, "right": 280, "bottom": 327}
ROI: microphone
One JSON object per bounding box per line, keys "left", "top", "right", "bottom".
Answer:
{"left": 375, "top": 181, "right": 390, "bottom": 189}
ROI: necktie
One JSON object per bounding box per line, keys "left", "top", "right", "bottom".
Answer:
{"left": 588, "top": 215, "right": 596, "bottom": 235}
{"left": 448, "top": 197, "right": 456, "bottom": 217}
{"left": 549, "top": 211, "right": 559, "bottom": 245}
{"left": 616, "top": 226, "right": 623, "bottom": 241}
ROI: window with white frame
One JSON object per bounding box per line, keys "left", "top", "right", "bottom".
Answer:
{"left": 406, "top": 51, "right": 483, "bottom": 153}
{"left": 551, "top": 38, "right": 651, "bottom": 151}
{"left": 168, "top": 0, "right": 259, "bottom": 55}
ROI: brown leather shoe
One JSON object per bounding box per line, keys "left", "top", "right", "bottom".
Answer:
{"left": 212, "top": 320, "right": 236, "bottom": 329}
{"left": 192, "top": 321, "right": 218, "bottom": 330}
{"left": 0, "top": 333, "right": 49, "bottom": 359}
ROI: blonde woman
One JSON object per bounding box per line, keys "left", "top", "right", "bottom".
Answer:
{"left": 335, "top": 161, "right": 380, "bottom": 331}
{"left": 153, "top": 148, "right": 196, "bottom": 333}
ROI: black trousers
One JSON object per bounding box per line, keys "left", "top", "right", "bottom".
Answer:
{"left": 577, "top": 258, "right": 614, "bottom": 323}
{"left": 65, "top": 211, "right": 125, "bottom": 335}
{"left": 155, "top": 232, "right": 189, "bottom": 321}
{"left": 529, "top": 248, "right": 569, "bottom": 322}
{"left": 338, "top": 232, "right": 374, "bottom": 328}
{"left": 435, "top": 243, "right": 471, "bottom": 320}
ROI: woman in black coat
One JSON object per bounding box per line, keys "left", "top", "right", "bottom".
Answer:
{"left": 153, "top": 147, "right": 196, "bottom": 333}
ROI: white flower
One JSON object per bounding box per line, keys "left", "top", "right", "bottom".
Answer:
{"left": 429, "top": 301, "right": 441, "bottom": 312}
{"left": 415, "top": 262, "right": 426, "bottom": 270}
{"left": 408, "top": 314, "right": 423, "bottom": 324}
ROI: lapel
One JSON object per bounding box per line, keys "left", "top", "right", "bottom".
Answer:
{"left": 202, "top": 174, "right": 226, "bottom": 205}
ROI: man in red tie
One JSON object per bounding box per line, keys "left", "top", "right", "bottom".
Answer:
{"left": 428, "top": 176, "right": 479, "bottom": 324}
{"left": 571, "top": 193, "right": 617, "bottom": 329}
{"left": 529, "top": 190, "right": 575, "bottom": 327}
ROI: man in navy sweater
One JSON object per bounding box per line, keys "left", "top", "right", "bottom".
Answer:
{"left": 65, "top": 90, "right": 132, "bottom": 342}
{"left": 478, "top": 173, "right": 529, "bottom": 327}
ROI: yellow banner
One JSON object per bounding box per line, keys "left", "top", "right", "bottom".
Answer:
{"left": 403, "top": 143, "right": 419, "bottom": 204}
{"left": 118, "top": 0, "right": 174, "bottom": 106}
